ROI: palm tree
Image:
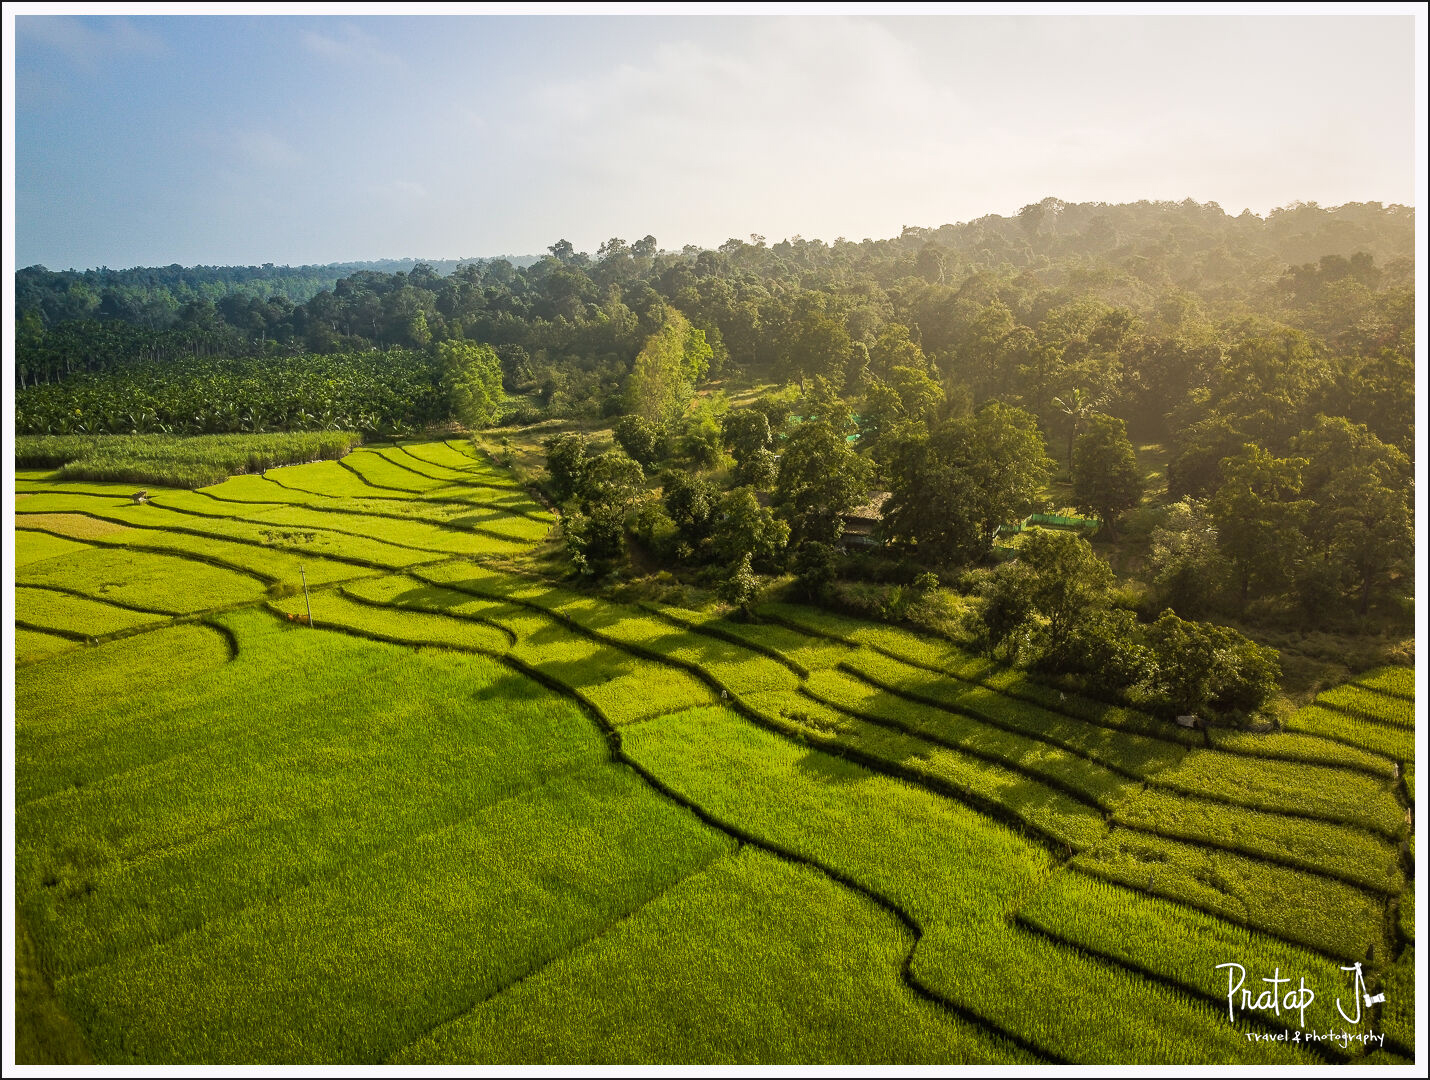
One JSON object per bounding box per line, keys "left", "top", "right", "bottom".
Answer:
{"left": 1051, "top": 388, "right": 1106, "bottom": 467}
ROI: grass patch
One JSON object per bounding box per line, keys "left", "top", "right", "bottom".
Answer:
{"left": 1111, "top": 787, "right": 1404, "bottom": 894}
{"left": 1015, "top": 870, "right": 1358, "bottom": 1034}
{"left": 1071, "top": 829, "right": 1388, "bottom": 962}
{"left": 15, "top": 530, "right": 93, "bottom": 567}
{"left": 16, "top": 586, "right": 168, "bottom": 638}
{"left": 623, "top": 706, "right": 1310, "bottom": 1063}
{"left": 397, "top": 848, "right": 1029, "bottom": 1065}
{"left": 57, "top": 766, "right": 729, "bottom": 1064}
{"left": 1205, "top": 727, "right": 1397, "bottom": 779}
{"left": 16, "top": 545, "right": 266, "bottom": 614}
{"left": 1283, "top": 706, "right": 1414, "bottom": 763}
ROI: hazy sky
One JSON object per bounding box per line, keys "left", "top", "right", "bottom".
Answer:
{"left": 10, "top": 7, "right": 1421, "bottom": 270}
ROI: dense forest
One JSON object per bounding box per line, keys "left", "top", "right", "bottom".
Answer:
{"left": 14, "top": 197, "right": 1415, "bottom": 711}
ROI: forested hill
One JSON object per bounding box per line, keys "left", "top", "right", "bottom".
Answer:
{"left": 15, "top": 255, "right": 543, "bottom": 327}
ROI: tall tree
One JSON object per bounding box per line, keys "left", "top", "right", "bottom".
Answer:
{"left": 774, "top": 418, "right": 872, "bottom": 547}
{"left": 1071, "top": 414, "right": 1143, "bottom": 533}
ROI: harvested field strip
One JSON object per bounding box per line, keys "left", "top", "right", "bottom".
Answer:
{"left": 622, "top": 706, "right": 1308, "bottom": 1064}
{"left": 1314, "top": 684, "right": 1416, "bottom": 729}
{"left": 761, "top": 603, "right": 1202, "bottom": 747}
{"left": 1111, "top": 787, "right": 1404, "bottom": 894}
{"left": 15, "top": 530, "right": 92, "bottom": 567}
{"left": 1071, "top": 828, "right": 1388, "bottom": 963}
{"left": 1283, "top": 705, "right": 1414, "bottom": 763}
{"left": 16, "top": 586, "right": 169, "bottom": 638}
{"left": 802, "top": 669, "right": 1141, "bottom": 811}
{"left": 20, "top": 645, "right": 610, "bottom": 979}
{"left": 1204, "top": 727, "right": 1397, "bottom": 779}
{"left": 13, "top": 512, "right": 133, "bottom": 540}
{"left": 1352, "top": 666, "right": 1415, "bottom": 701}
{"left": 16, "top": 545, "right": 267, "bottom": 613}
{"left": 394, "top": 847, "right": 1028, "bottom": 1066}
{"left": 56, "top": 766, "right": 731, "bottom": 1064}
{"left": 1014, "top": 870, "right": 1359, "bottom": 1043}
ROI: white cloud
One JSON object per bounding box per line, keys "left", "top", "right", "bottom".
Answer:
{"left": 299, "top": 23, "right": 401, "bottom": 68}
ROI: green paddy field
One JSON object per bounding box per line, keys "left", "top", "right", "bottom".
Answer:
{"left": 13, "top": 440, "right": 1416, "bottom": 1065}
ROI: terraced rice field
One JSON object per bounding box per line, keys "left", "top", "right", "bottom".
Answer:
{"left": 13, "top": 439, "right": 1417, "bottom": 1064}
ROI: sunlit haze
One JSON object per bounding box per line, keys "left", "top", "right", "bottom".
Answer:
{"left": 12, "top": 8, "right": 1420, "bottom": 269}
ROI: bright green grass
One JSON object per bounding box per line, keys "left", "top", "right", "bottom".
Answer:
{"left": 16, "top": 622, "right": 236, "bottom": 803}
{"left": 19, "top": 620, "right": 611, "bottom": 979}
{"left": 252, "top": 502, "right": 542, "bottom": 552}
{"left": 1149, "top": 749, "right": 1406, "bottom": 838}
{"left": 735, "top": 686, "right": 1107, "bottom": 850}
{"left": 1111, "top": 788, "right": 1404, "bottom": 894}
{"left": 17, "top": 494, "right": 447, "bottom": 569}
{"left": 264, "top": 458, "right": 406, "bottom": 498}
{"left": 340, "top": 448, "right": 446, "bottom": 492}
{"left": 1315, "top": 685, "right": 1416, "bottom": 729}
{"left": 415, "top": 563, "right": 800, "bottom": 697}
{"left": 14, "top": 530, "right": 92, "bottom": 567}
{"left": 57, "top": 765, "right": 731, "bottom": 1064}
{"left": 15, "top": 586, "right": 168, "bottom": 638}
{"left": 1397, "top": 891, "right": 1413, "bottom": 944}
{"left": 1071, "top": 829, "right": 1388, "bottom": 962}
{"left": 1284, "top": 705, "right": 1414, "bottom": 763}
{"left": 18, "top": 509, "right": 378, "bottom": 589}
{"left": 623, "top": 706, "right": 1309, "bottom": 1064}
{"left": 1205, "top": 728, "right": 1397, "bottom": 779}
{"left": 195, "top": 474, "right": 549, "bottom": 525}
{"left": 16, "top": 545, "right": 265, "bottom": 613}
{"left": 16, "top": 628, "right": 81, "bottom": 665}
{"left": 1015, "top": 870, "right": 1361, "bottom": 1035}
{"left": 270, "top": 587, "right": 512, "bottom": 654}
{"left": 338, "top": 574, "right": 716, "bottom": 725}
{"left": 399, "top": 441, "right": 521, "bottom": 485}
{"left": 1352, "top": 666, "right": 1414, "bottom": 701}
{"left": 396, "top": 848, "right": 1030, "bottom": 1065}
{"left": 842, "top": 650, "right": 1189, "bottom": 777}
{"left": 804, "top": 668, "right": 1141, "bottom": 810}
{"left": 372, "top": 445, "right": 477, "bottom": 484}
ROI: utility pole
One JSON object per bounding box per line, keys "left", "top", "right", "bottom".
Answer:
{"left": 300, "top": 565, "right": 314, "bottom": 628}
